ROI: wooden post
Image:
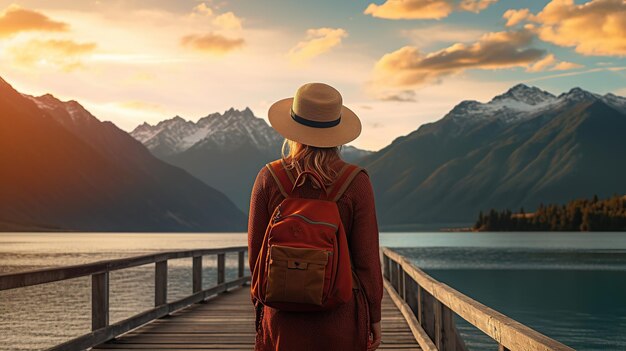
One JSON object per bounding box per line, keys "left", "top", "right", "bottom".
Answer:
{"left": 404, "top": 277, "right": 419, "bottom": 320}
{"left": 389, "top": 260, "right": 398, "bottom": 291}
{"left": 217, "top": 253, "right": 225, "bottom": 285}
{"left": 155, "top": 260, "right": 167, "bottom": 306}
{"left": 417, "top": 284, "right": 423, "bottom": 325}
{"left": 442, "top": 304, "right": 456, "bottom": 351}
{"left": 382, "top": 255, "right": 388, "bottom": 280}
{"left": 238, "top": 250, "right": 245, "bottom": 278}
{"left": 400, "top": 267, "right": 406, "bottom": 300}
{"left": 434, "top": 299, "right": 443, "bottom": 349}
{"left": 422, "top": 290, "right": 435, "bottom": 342}
{"left": 192, "top": 256, "right": 202, "bottom": 293}
{"left": 91, "top": 272, "right": 109, "bottom": 331}
{"left": 396, "top": 262, "right": 402, "bottom": 293}
{"left": 498, "top": 344, "right": 511, "bottom": 351}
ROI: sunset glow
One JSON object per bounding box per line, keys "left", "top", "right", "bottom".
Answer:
{"left": 0, "top": 0, "right": 624, "bottom": 150}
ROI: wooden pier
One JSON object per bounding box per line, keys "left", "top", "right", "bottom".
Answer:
{"left": 90, "top": 284, "right": 422, "bottom": 351}
{"left": 0, "top": 246, "right": 575, "bottom": 351}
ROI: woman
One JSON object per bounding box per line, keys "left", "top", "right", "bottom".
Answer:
{"left": 247, "top": 82, "right": 383, "bottom": 351}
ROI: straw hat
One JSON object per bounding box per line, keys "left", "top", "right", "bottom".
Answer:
{"left": 268, "top": 83, "right": 361, "bottom": 148}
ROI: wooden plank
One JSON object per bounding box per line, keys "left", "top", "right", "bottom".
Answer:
{"left": 92, "top": 272, "right": 109, "bottom": 331}
{"left": 93, "top": 284, "right": 422, "bottom": 351}
{"left": 50, "top": 277, "right": 250, "bottom": 351}
{"left": 383, "top": 279, "right": 437, "bottom": 351}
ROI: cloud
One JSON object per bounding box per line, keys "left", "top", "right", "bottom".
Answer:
{"left": 8, "top": 39, "right": 97, "bottom": 71}
{"left": 503, "top": 8, "right": 531, "bottom": 27}
{"left": 505, "top": 0, "right": 626, "bottom": 57}
{"left": 550, "top": 61, "right": 583, "bottom": 71}
{"left": 120, "top": 100, "right": 164, "bottom": 112}
{"left": 526, "top": 54, "right": 583, "bottom": 72}
{"left": 372, "top": 30, "right": 545, "bottom": 88}
{"left": 287, "top": 28, "right": 348, "bottom": 64}
{"left": 190, "top": 3, "right": 243, "bottom": 30}
{"left": 378, "top": 90, "right": 417, "bottom": 102}
{"left": 364, "top": 0, "right": 498, "bottom": 20}
{"left": 0, "top": 4, "right": 68, "bottom": 37}
{"left": 180, "top": 33, "right": 244, "bottom": 54}
{"left": 192, "top": 3, "right": 213, "bottom": 17}
{"left": 213, "top": 12, "right": 242, "bottom": 30}
{"left": 401, "top": 25, "right": 484, "bottom": 46}
{"left": 458, "top": 0, "right": 498, "bottom": 12}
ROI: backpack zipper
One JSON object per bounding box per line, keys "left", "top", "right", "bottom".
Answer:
{"left": 273, "top": 212, "right": 338, "bottom": 230}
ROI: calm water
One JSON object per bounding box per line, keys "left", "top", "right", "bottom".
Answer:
{"left": 1, "top": 232, "right": 625, "bottom": 350}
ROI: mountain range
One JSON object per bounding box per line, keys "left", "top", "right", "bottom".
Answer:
{"left": 2, "top": 74, "right": 624, "bottom": 231}
{"left": 131, "top": 108, "right": 373, "bottom": 211}
{"left": 0, "top": 77, "right": 245, "bottom": 232}
{"left": 359, "top": 84, "right": 626, "bottom": 229}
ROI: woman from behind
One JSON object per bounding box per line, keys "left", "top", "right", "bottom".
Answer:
{"left": 248, "top": 83, "right": 383, "bottom": 351}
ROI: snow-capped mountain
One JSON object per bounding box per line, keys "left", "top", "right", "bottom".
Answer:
{"left": 362, "top": 84, "right": 626, "bottom": 228}
{"left": 444, "top": 84, "right": 626, "bottom": 127}
{"left": 131, "top": 107, "right": 373, "bottom": 211}
{"left": 25, "top": 93, "right": 100, "bottom": 126}
{"left": 132, "top": 107, "right": 283, "bottom": 158}
{"left": 2, "top": 79, "right": 245, "bottom": 232}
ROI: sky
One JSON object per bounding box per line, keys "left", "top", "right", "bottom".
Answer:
{"left": 0, "top": 0, "right": 624, "bottom": 151}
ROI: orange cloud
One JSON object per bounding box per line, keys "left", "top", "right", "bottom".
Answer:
{"left": 458, "top": 0, "right": 498, "bottom": 12}
{"left": 9, "top": 39, "right": 96, "bottom": 71}
{"left": 0, "top": 4, "right": 68, "bottom": 37}
{"left": 364, "top": 0, "right": 498, "bottom": 20}
{"left": 526, "top": 54, "right": 583, "bottom": 72}
{"left": 180, "top": 33, "right": 244, "bottom": 54}
{"left": 505, "top": 0, "right": 626, "bottom": 57}
{"left": 190, "top": 3, "right": 243, "bottom": 31}
{"left": 372, "top": 30, "right": 544, "bottom": 88}
{"left": 192, "top": 3, "right": 213, "bottom": 17}
{"left": 213, "top": 12, "right": 243, "bottom": 30}
{"left": 288, "top": 28, "right": 348, "bottom": 64}
{"left": 503, "top": 8, "right": 531, "bottom": 27}
{"left": 551, "top": 61, "right": 584, "bottom": 71}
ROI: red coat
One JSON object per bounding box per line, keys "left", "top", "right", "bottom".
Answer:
{"left": 248, "top": 159, "right": 383, "bottom": 351}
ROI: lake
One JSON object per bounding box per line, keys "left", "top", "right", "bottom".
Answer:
{"left": 1, "top": 232, "right": 625, "bottom": 350}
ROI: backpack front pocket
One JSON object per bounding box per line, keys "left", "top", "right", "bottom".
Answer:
{"left": 265, "top": 245, "right": 330, "bottom": 305}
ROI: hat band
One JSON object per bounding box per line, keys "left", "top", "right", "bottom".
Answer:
{"left": 290, "top": 109, "right": 341, "bottom": 128}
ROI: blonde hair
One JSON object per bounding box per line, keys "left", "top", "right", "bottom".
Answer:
{"left": 281, "top": 139, "right": 342, "bottom": 189}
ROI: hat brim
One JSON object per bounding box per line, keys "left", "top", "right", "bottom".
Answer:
{"left": 268, "top": 98, "right": 362, "bottom": 148}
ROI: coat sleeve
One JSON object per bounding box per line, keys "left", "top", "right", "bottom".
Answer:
{"left": 248, "top": 167, "right": 271, "bottom": 306}
{"left": 348, "top": 172, "right": 383, "bottom": 323}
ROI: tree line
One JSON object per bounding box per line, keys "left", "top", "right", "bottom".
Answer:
{"left": 474, "top": 194, "right": 626, "bottom": 231}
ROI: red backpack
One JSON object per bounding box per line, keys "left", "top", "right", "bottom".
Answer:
{"left": 251, "top": 159, "right": 365, "bottom": 312}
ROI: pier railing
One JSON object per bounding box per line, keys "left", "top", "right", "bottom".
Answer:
{"left": 381, "top": 247, "right": 575, "bottom": 351}
{"left": 0, "top": 246, "right": 250, "bottom": 351}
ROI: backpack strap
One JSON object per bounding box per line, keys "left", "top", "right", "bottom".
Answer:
{"left": 327, "top": 163, "right": 366, "bottom": 202}
{"left": 267, "top": 159, "right": 366, "bottom": 201}
{"left": 265, "top": 159, "right": 295, "bottom": 198}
